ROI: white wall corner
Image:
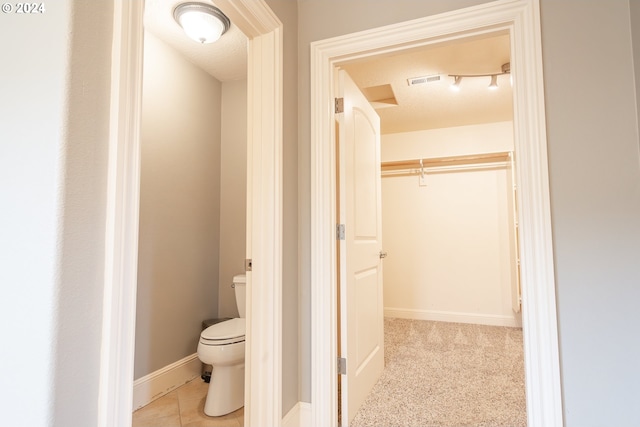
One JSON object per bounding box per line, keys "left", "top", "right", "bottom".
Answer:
{"left": 132, "top": 354, "right": 202, "bottom": 411}
{"left": 282, "top": 402, "right": 312, "bottom": 427}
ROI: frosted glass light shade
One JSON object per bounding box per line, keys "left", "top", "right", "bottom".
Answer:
{"left": 174, "top": 3, "right": 230, "bottom": 44}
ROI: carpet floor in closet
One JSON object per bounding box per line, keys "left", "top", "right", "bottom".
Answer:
{"left": 349, "top": 317, "right": 527, "bottom": 427}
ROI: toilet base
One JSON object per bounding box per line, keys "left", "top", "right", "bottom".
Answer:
{"left": 204, "top": 363, "right": 245, "bottom": 416}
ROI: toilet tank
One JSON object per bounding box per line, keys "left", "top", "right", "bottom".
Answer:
{"left": 233, "top": 274, "right": 247, "bottom": 318}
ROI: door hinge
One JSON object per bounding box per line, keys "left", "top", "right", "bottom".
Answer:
{"left": 336, "top": 223, "right": 345, "bottom": 240}
{"left": 335, "top": 97, "right": 344, "bottom": 114}
{"left": 337, "top": 357, "right": 346, "bottom": 375}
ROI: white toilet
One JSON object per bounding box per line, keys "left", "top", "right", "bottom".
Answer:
{"left": 197, "top": 274, "right": 246, "bottom": 416}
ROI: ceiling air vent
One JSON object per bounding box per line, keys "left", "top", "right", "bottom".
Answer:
{"left": 407, "top": 74, "right": 442, "bottom": 86}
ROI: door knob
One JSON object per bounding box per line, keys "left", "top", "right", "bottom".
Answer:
{"left": 379, "top": 251, "right": 388, "bottom": 259}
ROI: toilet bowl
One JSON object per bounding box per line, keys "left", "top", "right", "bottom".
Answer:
{"left": 197, "top": 274, "right": 246, "bottom": 416}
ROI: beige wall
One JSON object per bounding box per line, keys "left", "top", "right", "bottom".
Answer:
{"left": 218, "top": 79, "right": 248, "bottom": 318}
{"left": 298, "top": 1, "right": 640, "bottom": 425}
{"left": 135, "top": 33, "right": 222, "bottom": 379}
{"left": 540, "top": 1, "right": 640, "bottom": 425}
{"left": 382, "top": 122, "right": 514, "bottom": 160}
{"left": 5, "top": 1, "right": 640, "bottom": 426}
{"left": 633, "top": 1, "right": 640, "bottom": 134}
{"left": 0, "top": 0, "right": 114, "bottom": 425}
{"left": 264, "top": 0, "right": 300, "bottom": 414}
{"left": 383, "top": 168, "right": 517, "bottom": 324}
{"left": 52, "top": 3, "right": 115, "bottom": 423}
{"left": 296, "top": 0, "right": 501, "bottom": 404}
{"left": 381, "top": 123, "right": 519, "bottom": 327}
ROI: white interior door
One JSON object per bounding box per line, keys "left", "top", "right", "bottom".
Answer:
{"left": 336, "top": 69, "right": 384, "bottom": 426}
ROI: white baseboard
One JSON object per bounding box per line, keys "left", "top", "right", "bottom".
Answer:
{"left": 282, "top": 401, "right": 311, "bottom": 427}
{"left": 132, "top": 353, "right": 202, "bottom": 410}
{"left": 385, "top": 307, "right": 520, "bottom": 327}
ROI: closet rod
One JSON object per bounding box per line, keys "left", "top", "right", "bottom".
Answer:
{"left": 381, "top": 151, "right": 511, "bottom": 172}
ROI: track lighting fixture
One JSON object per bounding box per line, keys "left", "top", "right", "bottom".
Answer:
{"left": 449, "top": 62, "right": 510, "bottom": 91}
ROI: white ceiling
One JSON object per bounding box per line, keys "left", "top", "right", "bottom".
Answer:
{"left": 143, "top": 0, "right": 248, "bottom": 82}
{"left": 341, "top": 32, "right": 513, "bottom": 134}
{"left": 143, "top": 2, "right": 511, "bottom": 135}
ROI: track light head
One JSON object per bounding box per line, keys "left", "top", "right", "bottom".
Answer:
{"left": 489, "top": 74, "right": 498, "bottom": 90}
{"left": 451, "top": 75, "right": 462, "bottom": 91}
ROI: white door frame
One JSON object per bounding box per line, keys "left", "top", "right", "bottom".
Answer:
{"left": 309, "top": 1, "right": 563, "bottom": 426}
{"left": 100, "top": 1, "right": 283, "bottom": 426}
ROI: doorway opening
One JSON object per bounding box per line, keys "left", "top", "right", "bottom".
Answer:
{"left": 102, "top": 2, "right": 283, "bottom": 427}
{"left": 131, "top": 1, "right": 250, "bottom": 422}
{"left": 337, "top": 30, "right": 525, "bottom": 426}
{"left": 310, "top": 1, "right": 562, "bottom": 427}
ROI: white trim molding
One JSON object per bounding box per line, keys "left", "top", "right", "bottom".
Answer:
{"left": 384, "top": 309, "right": 521, "bottom": 328}
{"left": 99, "top": 1, "right": 144, "bottom": 426}
{"left": 244, "top": 23, "right": 284, "bottom": 427}
{"left": 101, "top": 1, "right": 283, "bottom": 427}
{"left": 212, "top": 2, "right": 284, "bottom": 426}
{"left": 132, "top": 354, "right": 201, "bottom": 411}
{"left": 310, "top": 1, "right": 563, "bottom": 427}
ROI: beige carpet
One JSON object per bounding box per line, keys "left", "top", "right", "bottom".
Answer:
{"left": 350, "top": 318, "right": 526, "bottom": 427}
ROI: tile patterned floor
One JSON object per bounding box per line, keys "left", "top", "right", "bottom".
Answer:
{"left": 132, "top": 378, "right": 244, "bottom": 427}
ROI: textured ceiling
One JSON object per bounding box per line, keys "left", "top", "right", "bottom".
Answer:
{"left": 144, "top": 0, "right": 248, "bottom": 82}
{"left": 143, "top": 4, "right": 511, "bottom": 135}
{"left": 341, "top": 32, "right": 513, "bottom": 134}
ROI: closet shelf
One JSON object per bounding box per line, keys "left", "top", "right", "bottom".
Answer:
{"left": 381, "top": 151, "right": 511, "bottom": 172}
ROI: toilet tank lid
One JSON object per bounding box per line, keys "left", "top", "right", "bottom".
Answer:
{"left": 201, "top": 318, "right": 245, "bottom": 340}
{"left": 233, "top": 274, "right": 246, "bottom": 284}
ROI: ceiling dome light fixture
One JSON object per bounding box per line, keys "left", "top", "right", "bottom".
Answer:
{"left": 449, "top": 62, "right": 511, "bottom": 91}
{"left": 173, "top": 2, "right": 231, "bottom": 44}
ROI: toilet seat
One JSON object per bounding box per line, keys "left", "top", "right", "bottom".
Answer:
{"left": 200, "top": 318, "right": 245, "bottom": 346}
